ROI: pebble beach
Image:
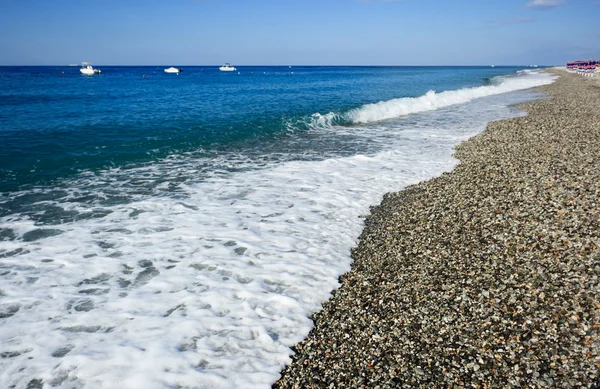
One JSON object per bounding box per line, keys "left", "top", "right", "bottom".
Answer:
{"left": 274, "top": 70, "right": 600, "bottom": 388}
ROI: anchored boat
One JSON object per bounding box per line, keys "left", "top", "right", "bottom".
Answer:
{"left": 164, "top": 67, "right": 183, "bottom": 74}
{"left": 79, "top": 62, "right": 101, "bottom": 75}
{"left": 219, "top": 63, "right": 236, "bottom": 72}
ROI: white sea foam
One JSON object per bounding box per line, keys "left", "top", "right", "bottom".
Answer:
{"left": 0, "top": 72, "right": 555, "bottom": 389}
{"left": 308, "top": 69, "right": 555, "bottom": 127}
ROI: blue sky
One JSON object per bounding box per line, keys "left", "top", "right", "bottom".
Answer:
{"left": 0, "top": 0, "right": 598, "bottom": 65}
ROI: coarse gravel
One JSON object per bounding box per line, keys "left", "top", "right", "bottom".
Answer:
{"left": 273, "top": 70, "right": 600, "bottom": 388}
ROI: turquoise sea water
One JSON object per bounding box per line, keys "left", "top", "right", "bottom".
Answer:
{"left": 0, "top": 66, "right": 554, "bottom": 389}
{"left": 1, "top": 65, "right": 529, "bottom": 192}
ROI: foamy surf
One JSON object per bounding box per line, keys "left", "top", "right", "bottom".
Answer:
{"left": 308, "top": 70, "right": 556, "bottom": 128}
{"left": 0, "top": 71, "right": 555, "bottom": 389}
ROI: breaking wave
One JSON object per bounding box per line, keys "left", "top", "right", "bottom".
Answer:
{"left": 306, "top": 69, "right": 555, "bottom": 128}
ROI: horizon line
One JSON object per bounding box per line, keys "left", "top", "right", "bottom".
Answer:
{"left": 0, "top": 64, "right": 554, "bottom": 67}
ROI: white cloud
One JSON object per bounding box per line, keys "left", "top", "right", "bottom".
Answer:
{"left": 525, "top": 0, "right": 567, "bottom": 9}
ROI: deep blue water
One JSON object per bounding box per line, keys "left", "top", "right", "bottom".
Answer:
{"left": 0, "top": 65, "right": 524, "bottom": 192}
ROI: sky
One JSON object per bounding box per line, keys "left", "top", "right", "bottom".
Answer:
{"left": 0, "top": 0, "right": 598, "bottom": 66}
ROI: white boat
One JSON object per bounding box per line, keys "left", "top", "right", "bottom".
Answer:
{"left": 219, "top": 63, "right": 236, "bottom": 72}
{"left": 164, "top": 67, "right": 182, "bottom": 74}
{"left": 79, "top": 62, "right": 101, "bottom": 75}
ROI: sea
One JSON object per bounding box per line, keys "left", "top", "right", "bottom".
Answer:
{"left": 0, "top": 65, "right": 555, "bottom": 389}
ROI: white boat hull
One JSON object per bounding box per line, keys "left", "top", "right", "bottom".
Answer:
{"left": 80, "top": 68, "right": 100, "bottom": 75}
{"left": 164, "top": 67, "right": 182, "bottom": 73}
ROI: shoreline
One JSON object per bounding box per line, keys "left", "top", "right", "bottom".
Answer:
{"left": 274, "top": 70, "right": 600, "bottom": 388}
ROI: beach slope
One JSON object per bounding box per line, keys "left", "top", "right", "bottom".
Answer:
{"left": 274, "top": 71, "right": 600, "bottom": 388}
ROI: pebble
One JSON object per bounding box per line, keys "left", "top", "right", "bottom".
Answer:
{"left": 273, "top": 70, "right": 600, "bottom": 388}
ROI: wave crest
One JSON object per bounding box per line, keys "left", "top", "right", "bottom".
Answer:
{"left": 307, "top": 70, "right": 555, "bottom": 128}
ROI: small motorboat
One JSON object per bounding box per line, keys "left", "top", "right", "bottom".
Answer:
{"left": 164, "top": 67, "right": 183, "bottom": 74}
{"left": 80, "top": 62, "right": 101, "bottom": 75}
{"left": 219, "top": 63, "right": 236, "bottom": 72}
